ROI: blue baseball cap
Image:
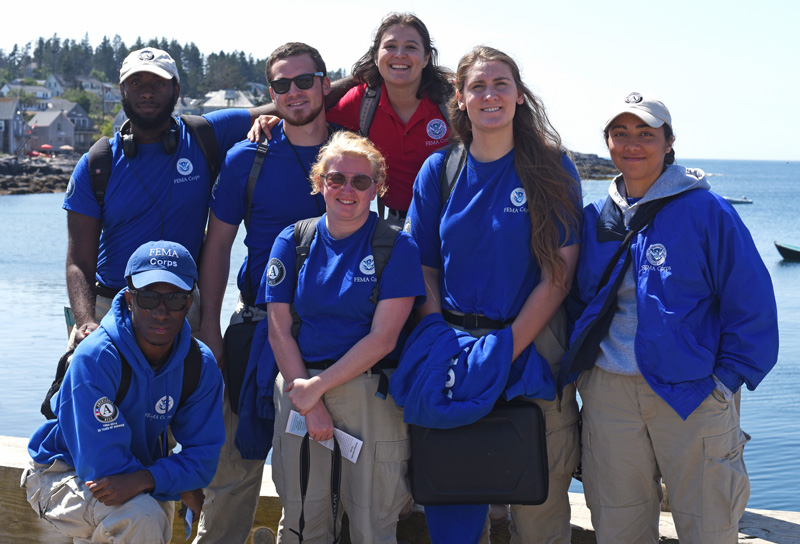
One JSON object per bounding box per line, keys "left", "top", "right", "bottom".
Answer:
{"left": 125, "top": 241, "right": 197, "bottom": 291}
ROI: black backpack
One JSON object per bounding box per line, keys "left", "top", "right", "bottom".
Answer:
{"left": 41, "top": 338, "right": 203, "bottom": 420}
{"left": 87, "top": 114, "right": 220, "bottom": 207}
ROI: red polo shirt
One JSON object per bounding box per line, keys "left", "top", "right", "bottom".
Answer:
{"left": 327, "top": 83, "right": 450, "bottom": 211}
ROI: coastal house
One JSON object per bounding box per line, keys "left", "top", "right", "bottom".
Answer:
{"left": 201, "top": 89, "right": 254, "bottom": 114}
{"left": 75, "top": 76, "right": 108, "bottom": 97}
{"left": 102, "top": 87, "right": 121, "bottom": 114}
{"left": 28, "top": 110, "right": 74, "bottom": 151}
{"left": 0, "top": 84, "right": 52, "bottom": 112}
{"left": 0, "top": 97, "right": 29, "bottom": 155}
{"left": 45, "top": 99, "right": 94, "bottom": 153}
{"left": 44, "top": 74, "right": 68, "bottom": 97}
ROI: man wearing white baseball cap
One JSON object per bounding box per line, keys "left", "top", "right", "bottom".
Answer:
{"left": 64, "top": 47, "right": 275, "bottom": 350}
{"left": 23, "top": 240, "right": 225, "bottom": 543}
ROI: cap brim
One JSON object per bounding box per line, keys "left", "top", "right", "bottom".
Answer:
{"left": 604, "top": 107, "right": 665, "bottom": 131}
{"left": 120, "top": 65, "right": 176, "bottom": 84}
{"left": 130, "top": 270, "right": 193, "bottom": 291}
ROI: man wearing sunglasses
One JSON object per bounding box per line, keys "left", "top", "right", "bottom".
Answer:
{"left": 196, "top": 42, "right": 334, "bottom": 544}
{"left": 23, "top": 241, "right": 224, "bottom": 543}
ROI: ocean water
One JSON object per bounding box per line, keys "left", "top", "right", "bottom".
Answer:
{"left": 1, "top": 158, "right": 798, "bottom": 511}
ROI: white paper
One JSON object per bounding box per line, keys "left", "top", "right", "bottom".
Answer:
{"left": 286, "top": 410, "right": 363, "bottom": 463}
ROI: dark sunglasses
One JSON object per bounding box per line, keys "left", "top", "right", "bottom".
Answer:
{"left": 130, "top": 289, "right": 191, "bottom": 311}
{"left": 269, "top": 72, "right": 324, "bottom": 94}
{"left": 323, "top": 171, "right": 375, "bottom": 191}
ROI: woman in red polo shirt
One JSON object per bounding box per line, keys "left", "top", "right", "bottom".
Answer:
{"left": 325, "top": 12, "right": 454, "bottom": 225}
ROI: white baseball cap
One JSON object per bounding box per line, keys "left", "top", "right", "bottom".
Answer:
{"left": 604, "top": 92, "right": 671, "bottom": 130}
{"left": 120, "top": 48, "right": 180, "bottom": 84}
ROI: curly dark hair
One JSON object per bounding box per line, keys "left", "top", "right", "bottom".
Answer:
{"left": 351, "top": 12, "right": 453, "bottom": 105}
{"left": 450, "top": 46, "right": 581, "bottom": 290}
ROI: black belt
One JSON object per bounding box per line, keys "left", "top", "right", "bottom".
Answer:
{"left": 96, "top": 282, "right": 120, "bottom": 299}
{"left": 304, "top": 358, "right": 397, "bottom": 399}
{"left": 442, "top": 309, "right": 514, "bottom": 330}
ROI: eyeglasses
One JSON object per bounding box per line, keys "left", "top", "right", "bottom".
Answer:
{"left": 323, "top": 171, "right": 376, "bottom": 191}
{"left": 269, "top": 72, "right": 324, "bottom": 94}
{"left": 130, "top": 289, "right": 191, "bottom": 311}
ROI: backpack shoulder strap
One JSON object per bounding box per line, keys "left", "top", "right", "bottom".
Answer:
{"left": 358, "top": 84, "right": 382, "bottom": 137}
{"left": 181, "top": 114, "right": 220, "bottom": 186}
{"left": 369, "top": 219, "right": 401, "bottom": 305}
{"left": 178, "top": 338, "right": 203, "bottom": 410}
{"left": 294, "top": 216, "right": 321, "bottom": 270}
{"left": 244, "top": 132, "right": 270, "bottom": 231}
{"left": 88, "top": 136, "right": 113, "bottom": 207}
{"left": 439, "top": 143, "right": 468, "bottom": 205}
{"left": 291, "top": 217, "right": 322, "bottom": 339}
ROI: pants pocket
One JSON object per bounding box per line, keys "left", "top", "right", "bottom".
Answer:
{"left": 374, "top": 439, "right": 411, "bottom": 524}
{"left": 702, "top": 426, "right": 750, "bottom": 533}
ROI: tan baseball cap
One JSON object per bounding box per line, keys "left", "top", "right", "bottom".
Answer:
{"left": 120, "top": 48, "right": 180, "bottom": 84}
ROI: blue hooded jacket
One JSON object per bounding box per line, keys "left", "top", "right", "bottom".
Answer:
{"left": 28, "top": 291, "right": 225, "bottom": 501}
{"left": 564, "top": 165, "right": 778, "bottom": 419}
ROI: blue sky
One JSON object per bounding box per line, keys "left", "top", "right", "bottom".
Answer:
{"left": 4, "top": 0, "right": 797, "bottom": 161}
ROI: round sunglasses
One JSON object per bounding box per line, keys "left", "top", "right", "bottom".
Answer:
{"left": 323, "top": 171, "right": 376, "bottom": 191}
{"left": 130, "top": 289, "right": 191, "bottom": 311}
{"left": 269, "top": 72, "right": 324, "bottom": 94}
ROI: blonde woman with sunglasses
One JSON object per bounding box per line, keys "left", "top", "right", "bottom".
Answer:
{"left": 260, "top": 131, "right": 425, "bottom": 543}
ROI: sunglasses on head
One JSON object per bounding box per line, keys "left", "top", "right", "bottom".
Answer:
{"left": 269, "top": 72, "right": 324, "bottom": 94}
{"left": 130, "top": 289, "right": 191, "bottom": 311}
{"left": 323, "top": 171, "right": 376, "bottom": 191}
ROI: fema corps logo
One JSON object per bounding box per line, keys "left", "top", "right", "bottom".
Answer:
{"left": 155, "top": 395, "right": 174, "bottom": 415}
{"left": 177, "top": 158, "right": 194, "bottom": 176}
{"left": 510, "top": 188, "right": 527, "bottom": 207}
{"left": 139, "top": 50, "right": 155, "bottom": 61}
{"left": 66, "top": 177, "right": 75, "bottom": 198}
{"left": 426, "top": 119, "right": 447, "bottom": 140}
{"left": 359, "top": 255, "right": 376, "bottom": 275}
{"left": 267, "top": 258, "right": 285, "bottom": 286}
{"left": 94, "top": 397, "right": 119, "bottom": 423}
{"left": 646, "top": 243, "right": 667, "bottom": 266}
{"left": 625, "top": 92, "right": 643, "bottom": 104}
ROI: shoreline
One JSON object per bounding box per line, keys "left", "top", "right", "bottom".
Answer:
{"left": 0, "top": 152, "right": 618, "bottom": 196}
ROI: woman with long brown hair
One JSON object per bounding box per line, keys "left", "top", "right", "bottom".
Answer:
{"left": 403, "top": 45, "right": 582, "bottom": 543}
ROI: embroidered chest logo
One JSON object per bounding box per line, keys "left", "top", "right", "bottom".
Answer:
{"left": 177, "top": 158, "right": 194, "bottom": 176}
{"left": 267, "top": 258, "right": 286, "bottom": 286}
{"left": 426, "top": 119, "right": 447, "bottom": 140}
{"left": 646, "top": 243, "right": 667, "bottom": 266}
{"left": 510, "top": 188, "right": 527, "bottom": 207}
{"left": 359, "top": 255, "right": 376, "bottom": 275}
{"left": 94, "top": 396, "right": 119, "bottom": 423}
{"left": 155, "top": 395, "right": 174, "bottom": 415}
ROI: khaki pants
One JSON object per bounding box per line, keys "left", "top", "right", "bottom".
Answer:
{"left": 21, "top": 459, "right": 173, "bottom": 543}
{"left": 577, "top": 367, "right": 749, "bottom": 544}
{"left": 194, "top": 297, "right": 268, "bottom": 544}
{"left": 272, "top": 370, "right": 411, "bottom": 544}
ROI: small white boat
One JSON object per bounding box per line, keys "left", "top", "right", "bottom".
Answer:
{"left": 723, "top": 195, "right": 753, "bottom": 204}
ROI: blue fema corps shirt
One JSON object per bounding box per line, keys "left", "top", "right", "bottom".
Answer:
{"left": 407, "top": 148, "right": 581, "bottom": 321}
{"left": 260, "top": 212, "right": 425, "bottom": 362}
{"left": 63, "top": 109, "right": 252, "bottom": 289}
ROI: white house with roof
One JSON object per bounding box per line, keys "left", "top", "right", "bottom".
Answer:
{"left": 201, "top": 90, "right": 254, "bottom": 114}
{"left": 0, "top": 97, "right": 29, "bottom": 154}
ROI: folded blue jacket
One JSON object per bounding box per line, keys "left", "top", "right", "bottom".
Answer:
{"left": 389, "top": 313, "right": 554, "bottom": 429}
{"left": 234, "top": 318, "right": 277, "bottom": 460}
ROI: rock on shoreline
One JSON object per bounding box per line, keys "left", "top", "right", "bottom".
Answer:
{"left": 0, "top": 156, "right": 78, "bottom": 195}
{"left": 0, "top": 152, "right": 618, "bottom": 196}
